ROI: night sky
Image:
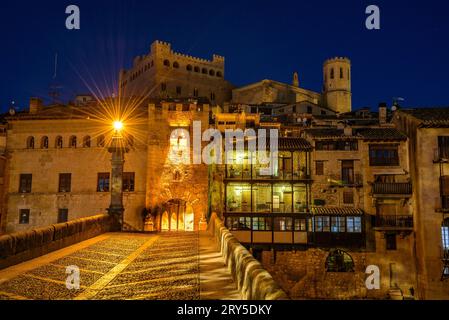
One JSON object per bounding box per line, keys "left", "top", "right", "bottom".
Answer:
{"left": 1, "top": 0, "right": 449, "bottom": 112}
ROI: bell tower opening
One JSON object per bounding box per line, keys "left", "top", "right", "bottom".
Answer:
{"left": 160, "top": 199, "right": 195, "bottom": 232}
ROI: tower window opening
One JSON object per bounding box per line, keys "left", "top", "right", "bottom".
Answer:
{"left": 340, "top": 68, "right": 343, "bottom": 79}
{"left": 163, "top": 60, "right": 170, "bottom": 67}
{"left": 330, "top": 68, "right": 335, "bottom": 79}
{"left": 41, "top": 136, "right": 49, "bottom": 149}
{"left": 27, "top": 136, "right": 35, "bottom": 149}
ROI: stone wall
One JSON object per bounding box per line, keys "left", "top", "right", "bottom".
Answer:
{"left": 0, "top": 214, "right": 112, "bottom": 269}
{"left": 208, "top": 212, "right": 288, "bottom": 300}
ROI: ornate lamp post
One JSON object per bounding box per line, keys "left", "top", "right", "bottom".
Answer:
{"left": 108, "top": 121, "right": 129, "bottom": 231}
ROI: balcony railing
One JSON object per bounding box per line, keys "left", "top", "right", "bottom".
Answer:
{"left": 375, "top": 215, "right": 414, "bottom": 229}
{"left": 328, "top": 173, "right": 363, "bottom": 187}
{"left": 434, "top": 147, "right": 449, "bottom": 162}
{"left": 372, "top": 182, "right": 412, "bottom": 195}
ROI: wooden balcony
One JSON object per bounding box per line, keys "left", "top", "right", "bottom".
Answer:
{"left": 372, "top": 182, "right": 412, "bottom": 197}
{"left": 374, "top": 215, "right": 413, "bottom": 231}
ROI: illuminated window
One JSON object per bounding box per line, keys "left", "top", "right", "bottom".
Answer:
{"left": 315, "top": 216, "right": 330, "bottom": 232}
{"left": 346, "top": 216, "right": 362, "bottom": 233}
{"left": 331, "top": 216, "right": 346, "bottom": 233}
{"left": 442, "top": 219, "right": 449, "bottom": 258}
{"left": 97, "top": 173, "right": 110, "bottom": 192}
{"left": 123, "top": 172, "right": 135, "bottom": 192}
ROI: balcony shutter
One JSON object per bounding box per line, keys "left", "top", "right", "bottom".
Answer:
{"left": 441, "top": 176, "right": 449, "bottom": 196}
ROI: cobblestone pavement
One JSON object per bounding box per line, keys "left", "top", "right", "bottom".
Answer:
{"left": 0, "top": 232, "right": 233, "bottom": 300}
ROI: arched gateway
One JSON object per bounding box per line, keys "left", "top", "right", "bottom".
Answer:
{"left": 160, "top": 199, "right": 195, "bottom": 232}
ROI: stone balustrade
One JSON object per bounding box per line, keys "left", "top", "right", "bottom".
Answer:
{"left": 208, "top": 212, "right": 288, "bottom": 300}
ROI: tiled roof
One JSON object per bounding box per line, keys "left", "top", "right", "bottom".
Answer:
{"left": 277, "top": 137, "right": 312, "bottom": 151}
{"left": 312, "top": 207, "right": 364, "bottom": 215}
{"left": 304, "top": 128, "right": 346, "bottom": 138}
{"left": 399, "top": 108, "right": 449, "bottom": 128}
{"left": 355, "top": 128, "right": 407, "bottom": 141}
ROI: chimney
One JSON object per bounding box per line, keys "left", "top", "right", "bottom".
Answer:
{"left": 378, "top": 102, "right": 387, "bottom": 125}
{"left": 29, "top": 97, "right": 43, "bottom": 114}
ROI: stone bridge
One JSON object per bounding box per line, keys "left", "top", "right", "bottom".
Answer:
{"left": 0, "top": 214, "right": 287, "bottom": 300}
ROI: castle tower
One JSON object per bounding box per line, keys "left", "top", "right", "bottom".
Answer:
{"left": 323, "top": 57, "right": 352, "bottom": 113}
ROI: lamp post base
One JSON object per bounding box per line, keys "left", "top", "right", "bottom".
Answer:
{"left": 108, "top": 206, "right": 124, "bottom": 232}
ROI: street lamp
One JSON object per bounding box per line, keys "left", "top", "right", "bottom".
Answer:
{"left": 107, "top": 121, "right": 129, "bottom": 231}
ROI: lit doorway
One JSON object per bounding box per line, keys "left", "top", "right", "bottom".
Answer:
{"left": 161, "top": 199, "right": 195, "bottom": 232}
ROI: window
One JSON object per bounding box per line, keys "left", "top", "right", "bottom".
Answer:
{"left": 19, "top": 174, "right": 32, "bottom": 193}
{"left": 186, "top": 65, "right": 193, "bottom": 71}
{"left": 343, "top": 190, "right": 354, "bottom": 204}
{"left": 19, "top": 209, "right": 30, "bottom": 224}
{"left": 123, "top": 172, "right": 135, "bottom": 192}
{"left": 163, "top": 60, "right": 170, "bottom": 67}
{"left": 202, "top": 68, "right": 208, "bottom": 74}
{"left": 209, "top": 70, "right": 215, "bottom": 76}
{"left": 41, "top": 136, "right": 49, "bottom": 149}
{"left": 340, "top": 67, "right": 344, "bottom": 79}
{"left": 369, "top": 144, "right": 399, "bottom": 166}
{"left": 97, "top": 173, "right": 110, "bottom": 192}
{"left": 252, "top": 217, "right": 272, "bottom": 231}
{"left": 294, "top": 219, "right": 307, "bottom": 231}
{"left": 316, "top": 161, "right": 324, "bottom": 176}
{"left": 307, "top": 106, "right": 313, "bottom": 114}
{"left": 315, "top": 216, "right": 330, "bottom": 232}
{"left": 27, "top": 136, "right": 35, "bottom": 149}
{"left": 331, "top": 216, "right": 346, "bottom": 233}
{"left": 97, "top": 135, "right": 105, "bottom": 147}
{"left": 442, "top": 219, "right": 449, "bottom": 258}
{"left": 83, "top": 136, "right": 91, "bottom": 148}
{"left": 346, "top": 216, "right": 362, "bottom": 233}
{"left": 59, "top": 173, "right": 72, "bottom": 193}
{"left": 315, "top": 140, "right": 358, "bottom": 151}
{"left": 193, "top": 88, "right": 199, "bottom": 97}
{"left": 341, "top": 160, "right": 354, "bottom": 184}
{"left": 194, "top": 66, "right": 200, "bottom": 73}
{"left": 161, "top": 83, "right": 167, "bottom": 92}
{"left": 69, "top": 136, "right": 77, "bottom": 148}
{"left": 326, "top": 249, "right": 354, "bottom": 272}
{"left": 210, "top": 92, "right": 216, "bottom": 101}
{"left": 173, "top": 62, "right": 179, "bottom": 69}
{"left": 217, "top": 71, "right": 223, "bottom": 77}
{"left": 57, "top": 209, "right": 69, "bottom": 223}
{"left": 438, "top": 136, "right": 449, "bottom": 158}
{"left": 56, "top": 136, "right": 63, "bottom": 149}
{"left": 274, "top": 217, "right": 293, "bottom": 231}
{"left": 330, "top": 68, "right": 335, "bottom": 79}
{"left": 176, "top": 86, "right": 182, "bottom": 95}
{"left": 386, "top": 233, "right": 397, "bottom": 250}
{"left": 226, "top": 217, "right": 251, "bottom": 231}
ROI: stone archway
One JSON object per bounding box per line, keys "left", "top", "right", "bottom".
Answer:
{"left": 160, "top": 199, "right": 195, "bottom": 232}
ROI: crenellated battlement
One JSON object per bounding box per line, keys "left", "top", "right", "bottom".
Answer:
{"left": 324, "top": 56, "right": 351, "bottom": 65}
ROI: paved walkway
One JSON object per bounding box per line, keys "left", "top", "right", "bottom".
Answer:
{"left": 0, "top": 232, "right": 241, "bottom": 300}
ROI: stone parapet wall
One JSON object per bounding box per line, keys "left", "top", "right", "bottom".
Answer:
{"left": 208, "top": 213, "right": 289, "bottom": 300}
{"left": 0, "top": 214, "right": 112, "bottom": 269}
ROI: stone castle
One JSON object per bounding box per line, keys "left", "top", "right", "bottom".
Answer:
{"left": 0, "top": 40, "right": 448, "bottom": 300}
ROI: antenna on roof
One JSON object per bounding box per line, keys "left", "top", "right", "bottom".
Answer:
{"left": 49, "top": 53, "right": 63, "bottom": 104}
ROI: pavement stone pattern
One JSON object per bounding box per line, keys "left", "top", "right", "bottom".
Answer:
{"left": 0, "top": 232, "right": 203, "bottom": 300}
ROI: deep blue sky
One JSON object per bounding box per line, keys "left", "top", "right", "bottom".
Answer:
{"left": 1, "top": 0, "right": 449, "bottom": 112}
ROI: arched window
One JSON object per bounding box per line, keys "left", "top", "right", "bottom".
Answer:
{"left": 330, "top": 68, "right": 335, "bottom": 79}
{"left": 216, "top": 71, "right": 223, "bottom": 77}
{"left": 55, "top": 136, "right": 63, "bottom": 149}
{"left": 442, "top": 219, "right": 449, "bottom": 258}
{"left": 163, "top": 60, "right": 170, "bottom": 67}
{"left": 186, "top": 65, "right": 193, "bottom": 71}
{"left": 83, "top": 136, "right": 91, "bottom": 148}
{"left": 27, "top": 137, "right": 35, "bottom": 149}
{"left": 194, "top": 66, "right": 200, "bottom": 73}
{"left": 97, "top": 135, "right": 105, "bottom": 147}
{"left": 202, "top": 68, "right": 208, "bottom": 74}
{"left": 41, "top": 136, "right": 49, "bottom": 149}
{"left": 173, "top": 62, "right": 179, "bottom": 69}
{"left": 69, "top": 136, "right": 77, "bottom": 148}
{"left": 325, "top": 249, "right": 354, "bottom": 272}
{"left": 209, "top": 70, "right": 215, "bottom": 76}
{"left": 340, "top": 68, "right": 344, "bottom": 79}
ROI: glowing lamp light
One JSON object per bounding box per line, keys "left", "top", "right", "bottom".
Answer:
{"left": 113, "top": 121, "right": 124, "bottom": 132}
